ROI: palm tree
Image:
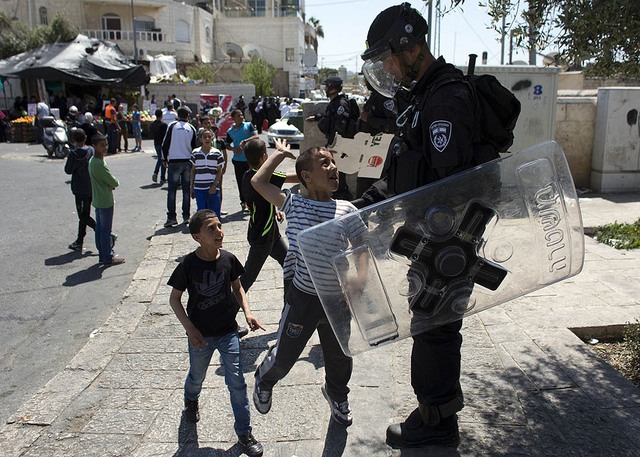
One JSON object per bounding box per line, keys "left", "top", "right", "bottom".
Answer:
{"left": 308, "top": 16, "right": 324, "bottom": 53}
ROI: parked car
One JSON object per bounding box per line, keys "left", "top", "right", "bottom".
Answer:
{"left": 267, "top": 109, "right": 304, "bottom": 147}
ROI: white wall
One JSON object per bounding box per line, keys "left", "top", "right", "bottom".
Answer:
{"left": 591, "top": 88, "right": 640, "bottom": 192}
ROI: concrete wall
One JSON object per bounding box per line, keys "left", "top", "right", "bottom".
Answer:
{"left": 555, "top": 95, "right": 598, "bottom": 189}
{"left": 590, "top": 88, "right": 640, "bottom": 193}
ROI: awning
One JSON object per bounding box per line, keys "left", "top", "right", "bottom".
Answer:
{"left": 0, "top": 34, "right": 150, "bottom": 86}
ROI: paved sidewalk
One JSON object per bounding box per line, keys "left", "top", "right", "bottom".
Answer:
{"left": 2, "top": 163, "right": 640, "bottom": 455}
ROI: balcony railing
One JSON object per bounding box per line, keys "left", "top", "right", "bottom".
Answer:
{"left": 82, "top": 29, "right": 167, "bottom": 42}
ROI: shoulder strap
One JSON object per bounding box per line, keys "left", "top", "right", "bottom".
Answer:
{"left": 418, "top": 74, "right": 470, "bottom": 112}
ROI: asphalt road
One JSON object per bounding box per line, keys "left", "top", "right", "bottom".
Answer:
{"left": 0, "top": 139, "right": 165, "bottom": 422}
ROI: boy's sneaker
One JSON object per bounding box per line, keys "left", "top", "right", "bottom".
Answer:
{"left": 321, "top": 383, "right": 353, "bottom": 426}
{"left": 164, "top": 218, "right": 178, "bottom": 228}
{"left": 253, "top": 383, "right": 272, "bottom": 414}
{"left": 152, "top": 173, "right": 158, "bottom": 183}
{"left": 183, "top": 399, "right": 200, "bottom": 423}
{"left": 102, "top": 256, "right": 126, "bottom": 266}
{"left": 68, "top": 241, "right": 82, "bottom": 251}
{"left": 238, "top": 432, "right": 263, "bottom": 457}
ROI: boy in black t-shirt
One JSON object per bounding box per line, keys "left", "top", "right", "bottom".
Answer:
{"left": 168, "top": 209, "right": 265, "bottom": 457}
{"left": 241, "top": 139, "right": 299, "bottom": 292}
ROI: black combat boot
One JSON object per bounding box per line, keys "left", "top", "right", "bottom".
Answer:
{"left": 386, "top": 408, "right": 460, "bottom": 449}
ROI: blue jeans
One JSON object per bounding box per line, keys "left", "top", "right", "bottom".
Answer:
{"left": 194, "top": 188, "right": 221, "bottom": 216}
{"left": 185, "top": 331, "right": 251, "bottom": 436}
{"left": 167, "top": 161, "right": 191, "bottom": 220}
{"left": 153, "top": 145, "right": 166, "bottom": 181}
{"left": 94, "top": 206, "right": 114, "bottom": 263}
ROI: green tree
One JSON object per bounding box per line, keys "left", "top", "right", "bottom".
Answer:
{"left": 318, "top": 67, "right": 338, "bottom": 83}
{"left": 242, "top": 56, "right": 276, "bottom": 96}
{"left": 308, "top": 16, "right": 324, "bottom": 53}
{"left": 478, "top": 0, "right": 640, "bottom": 77}
{"left": 0, "top": 11, "right": 78, "bottom": 60}
{"left": 187, "top": 64, "right": 217, "bottom": 83}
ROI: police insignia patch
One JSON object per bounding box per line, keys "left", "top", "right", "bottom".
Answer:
{"left": 383, "top": 99, "right": 396, "bottom": 111}
{"left": 286, "top": 322, "right": 303, "bottom": 338}
{"left": 429, "top": 120, "right": 452, "bottom": 152}
{"left": 337, "top": 106, "right": 345, "bottom": 116}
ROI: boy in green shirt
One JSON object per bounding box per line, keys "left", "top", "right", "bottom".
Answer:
{"left": 89, "top": 133, "right": 125, "bottom": 266}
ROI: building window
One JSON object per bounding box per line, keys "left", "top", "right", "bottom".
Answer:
{"left": 134, "top": 16, "right": 154, "bottom": 31}
{"left": 280, "top": 0, "right": 299, "bottom": 16}
{"left": 39, "top": 7, "right": 48, "bottom": 25}
{"left": 248, "top": 0, "right": 266, "bottom": 17}
{"left": 205, "top": 26, "right": 211, "bottom": 43}
{"left": 286, "top": 48, "right": 294, "bottom": 62}
{"left": 101, "top": 14, "right": 122, "bottom": 40}
{"left": 176, "top": 20, "right": 190, "bottom": 43}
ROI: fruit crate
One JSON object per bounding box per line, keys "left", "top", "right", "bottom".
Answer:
{"left": 10, "top": 123, "right": 37, "bottom": 143}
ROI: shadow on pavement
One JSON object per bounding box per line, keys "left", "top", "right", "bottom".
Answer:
{"left": 45, "top": 250, "right": 95, "bottom": 266}
{"left": 140, "top": 183, "right": 165, "bottom": 190}
{"left": 173, "top": 413, "right": 244, "bottom": 456}
{"left": 321, "top": 420, "right": 348, "bottom": 456}
{"left": 63, "top": 263, "right": 105, "bottom": 286}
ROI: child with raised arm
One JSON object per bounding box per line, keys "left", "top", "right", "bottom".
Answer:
{"left": 251, "top": 139, "right": 366, "bottom": 427}
{"left": 168, "top": 209, "right": 265, "bottom": 457}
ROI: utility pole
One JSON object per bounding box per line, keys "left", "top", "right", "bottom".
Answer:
{"left": 426, "top": 0, "right": 433, "bottom": 49}
{"left": 500, "top": 14, "right": 506, "bottom": 64}
{"left": 130, "top": 0, "right": 138, "bottom": 64}
{"left": 527, "top": 3, "right": 536, "bottom": 65}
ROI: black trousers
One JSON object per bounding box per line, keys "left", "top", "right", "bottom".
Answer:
{"left": 241, "top": 234, "right": 288, "bottom": 292}
{"left": 232, "top": 160, "right": 250, "bottom": 205}
{"left": 411, "top": 319, "right": 463, "bottom": 410}
{"left": 74, "top": 195, "right": 96, "bottom": 243}
{"left": 255, "top": 285, "right": 353, "bottom": 402}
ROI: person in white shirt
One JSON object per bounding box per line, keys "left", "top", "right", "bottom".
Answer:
{"left": 162, "top": 107, "right": 197, "bottom": 227}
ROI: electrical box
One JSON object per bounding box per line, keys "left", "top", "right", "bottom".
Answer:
{"left": 465, "top": 65, "right": 561, "bottom": 153}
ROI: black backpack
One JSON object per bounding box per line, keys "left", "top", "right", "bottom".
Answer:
{"left": 423, "top": 54, "right": 521, "bottom": 164}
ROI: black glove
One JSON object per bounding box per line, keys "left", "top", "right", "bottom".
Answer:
{"left": 352, "top": 179, "right": 390, "bottom": 208}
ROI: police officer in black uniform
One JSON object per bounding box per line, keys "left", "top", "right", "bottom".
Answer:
{"left": 308, "top": 76, "right": 355, "bottom": 199}
{"left": 360, "top": 3, "right": 476, "bottom": 450}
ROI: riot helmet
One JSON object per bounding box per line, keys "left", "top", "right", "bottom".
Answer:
{"left": 323, "top": 76, "right": 343, "bottom": 97}
{"left": 69, "top": 105, "right": 79, "bottom": 115}
{"left": 361, "top": 3, "right": 428, "bottom": 98}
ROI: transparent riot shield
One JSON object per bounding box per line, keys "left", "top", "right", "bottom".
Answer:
{"left": 297, "top": 141, "right": 584, "bottom": 356}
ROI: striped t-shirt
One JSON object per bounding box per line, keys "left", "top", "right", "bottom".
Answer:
{"left": 282, "top": 192, "right": 367, "bottom": 296}
{"left": 191, "top": 147, "right": 224, "bottom": 191}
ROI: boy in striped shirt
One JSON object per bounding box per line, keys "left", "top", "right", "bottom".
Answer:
{"left": 251, "top": 138, "right": 366, "bottom": 427}
{"left": 190, "top": 129, "right": 224, "bottom": 217}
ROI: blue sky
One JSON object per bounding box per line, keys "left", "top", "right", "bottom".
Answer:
{"left": 305, "top": 0, "right": 552, "bottom": 71}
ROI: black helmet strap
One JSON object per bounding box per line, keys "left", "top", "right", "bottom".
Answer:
{"left": 400, "top": 45, "right": 426, "bottom": 87}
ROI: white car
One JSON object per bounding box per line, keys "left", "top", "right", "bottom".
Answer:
{"left": 267, "top": 110, "right": 304, "bottom": 147}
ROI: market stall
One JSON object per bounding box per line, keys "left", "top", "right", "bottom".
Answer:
{"left": 0, "top": 34, "right": 150, "bottom": 143}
